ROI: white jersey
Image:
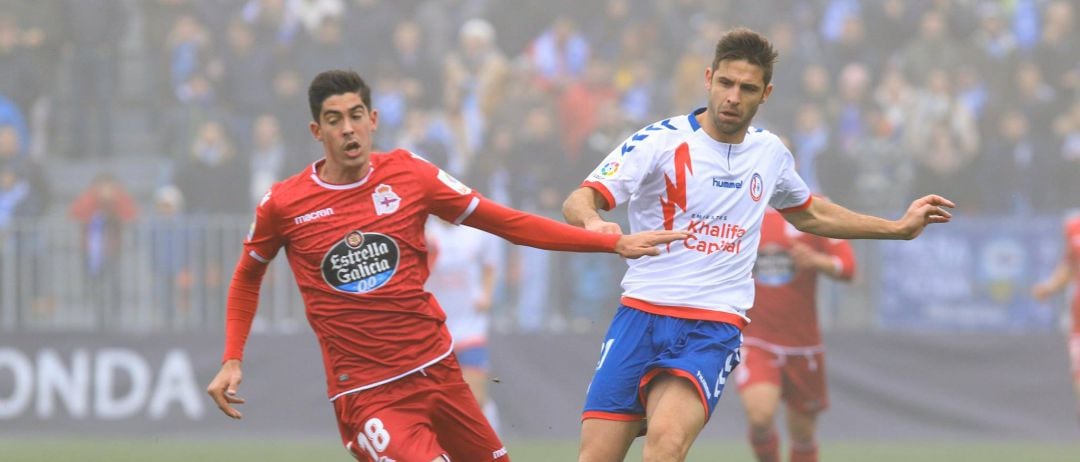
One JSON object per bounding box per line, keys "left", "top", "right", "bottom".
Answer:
{"left": 582, "top": 108, "right": 811, "bottom": 327}
{"left": 425, "top": 218, "right": 502, "bottom": 348}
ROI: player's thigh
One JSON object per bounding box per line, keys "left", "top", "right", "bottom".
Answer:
{"left": 647, "top": 320, "right": 742, "bottom": 421}
{"left": 579, "top": 418, "right": 642, "bottom": 462}
{"left": 584, "top": 306, "right": 658, "bottom": 418}
{"left": 430, "top": 356, "right": 508, "bottom": 461}
{"left": 780, "top": 352, "right": 828, "bottom": 414}
{"left": 334, "top": 392, "right": 446, "bottom": 462}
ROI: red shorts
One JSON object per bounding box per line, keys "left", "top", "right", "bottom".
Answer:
{"left": 333, "top": 354, "right": 509, "bottom": 462}
{"left": 736, "top": 345, "right": 828, "bottom": 414}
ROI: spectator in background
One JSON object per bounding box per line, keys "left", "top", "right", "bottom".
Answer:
{"left": 0, "top": 10, "right": 37, "bottom": 128}
{"left": 1053, "top": 101, "right": 1080, "bottom": 210}
{"left": 529, "top": 16, "right": 591, "bottom": 90}
{"left": 248, "top": 114, "right": 287, "bottom": 207}
{"left": 443, "top": 18, "right": 509, "bottom": 161}
{"left": 175, "top": 119, "right": 248, "bottom": 215}
{"left": 558, "top": 59, "right": 617, "bottom": 162}
{"left": 1034, "top": 1, "right": 1078, "bottom": 95}
{"left": 382, "top": 20, "right": 441, "bottom": 108}
{"left": 295, "top": 15, "right": 349, "bottom": 82}
{"left": 290, "top": 0, "right": 344, "bottom": 37}
{"left": 149, "top": 185, "right": 193, "bottom": 329}
{"left": 896, "top": 10, "right": 965, "bottom": 84}
{"left": 970, "top": 1, "right": 1018, "bottom": 97}
{"left": 905, "top": 68, "right": 979, "bottom": 177}
{"left": 0, "top": 124, "right": 51, "bottom": 320}
{"left": 790, "top": 103, "right": 831, "bottom": 195}
{"left": 0, "top": 95, "right": 28, "bottom": 156}
{"left": 270, "top": 68, "right": 314, "bottom": 160}
{"left": 218, "top": 16, "right": 274, "bottom": 151}
{"left": 62, "top": 0, "right": 127, "bottom": 158}
{"left": 69, "top": 173, "right": 138, "bottom": 329}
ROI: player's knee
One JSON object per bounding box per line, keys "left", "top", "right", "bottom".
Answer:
{"left": 743, "top": 403, "right": 776, "bottom": 429}
{"left": 643, "top": 427, "right": 694, "bottom": 462}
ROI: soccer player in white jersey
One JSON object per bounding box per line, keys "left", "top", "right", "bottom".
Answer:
{"left": 426, "top": 216, "right": 503, "bottom": 428}
{"left": 562, "top": 28, "right": 955, "bottom": 462}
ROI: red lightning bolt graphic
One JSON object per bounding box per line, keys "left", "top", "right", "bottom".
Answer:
{"left": 661, "top": 142, "right": 693, "bottom": 232}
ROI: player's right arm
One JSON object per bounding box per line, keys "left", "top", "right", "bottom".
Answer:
{"left": 563, "top": 187, "right": 622, "bottom": 234}
{"left": 207, "top": 189, "right": 284, "bottom": 420}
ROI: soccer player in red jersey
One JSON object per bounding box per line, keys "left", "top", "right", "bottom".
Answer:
{"left": 736, "top": 206, "right": 855, "bottom": 462}
{"left": 1032, "top": 213, "right": 1080, "bottom": 421}
{"left": 205, "top": 69, "right": 688, "bottom": 462}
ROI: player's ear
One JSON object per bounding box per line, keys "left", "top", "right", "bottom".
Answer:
{"left": 704, "top": 67, "right": 713, "bottom": 91}
{"left": 369, "top": 109, "right": 379, "bottom": 131}
{"left": 761, "top": 83, "right": 773, "bottom": 103}
{"left": 309, "top": 120, "right": 321, "bottom": 141}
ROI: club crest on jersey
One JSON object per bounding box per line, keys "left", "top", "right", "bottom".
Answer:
{"left": 749, "top": 173, "right": 763, "bottom": 202}
{"left": 321, "top": 230, "right": 400, "bottom": 294}
{"left": 372, "top": 184, "right": 401, "bottom": 215}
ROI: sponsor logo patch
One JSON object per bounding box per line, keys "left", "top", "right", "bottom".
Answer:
{"left": 321, "top": 230, "right": 400, "bottom": 293}
{"left": 749, "top": 173, "right": 763, "bottom": 202}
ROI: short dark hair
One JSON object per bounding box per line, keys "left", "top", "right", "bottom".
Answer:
{"left": 712, "top": 28, "right": 779, "bottom": 86}
{"left": 308, "top": 70, "right": 372, "bottom": 121}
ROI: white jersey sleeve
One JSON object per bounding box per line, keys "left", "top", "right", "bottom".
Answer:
{"left": 768, "top": 144, "right": 812, "bottom": 211}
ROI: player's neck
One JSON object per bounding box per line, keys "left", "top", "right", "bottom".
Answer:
{"left": 697, "top": 110, "right": 749, "bottom": 144}
{"left": 318, "top": 159, "right": 371, "bottom": 185}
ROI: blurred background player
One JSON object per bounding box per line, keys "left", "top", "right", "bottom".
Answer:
{"left": 426, "top": 215, "right": 504, "bottom": 430}
{"left": 736, "top": 205, "right": 856, "bottom": 462}
{"left": 1032, "top": 211, "right": 1080, "bottom": 420}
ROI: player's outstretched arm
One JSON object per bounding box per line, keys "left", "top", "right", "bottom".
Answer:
{"left": 782, "top": 195, "right": 954, "bottom": 240}
{"left": 207, "top": 359, "right": 245, "bottom": 419}
{"left": 463, "top": 196, "right": 687, "bottom": 255}
{"left": 614, "top": 230, "right": 692, "bottom": 258}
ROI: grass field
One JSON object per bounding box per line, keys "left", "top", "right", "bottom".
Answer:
{"left": 2, "top": 439, "right": 1078, "bottom": 462}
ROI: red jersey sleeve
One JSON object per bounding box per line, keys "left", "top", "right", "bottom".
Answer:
{"left": 407, "top": 152, "right": 483, "bottom": 224}
{"left": 221, "top": 189, "right": 286, "bottom": 362}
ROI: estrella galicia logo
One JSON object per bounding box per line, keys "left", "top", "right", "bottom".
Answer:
{"left": 749, "top": 173, "right": 763, "bottom": 202}
{"left": 321, "top": 230, "right": 399, "bottom": 293}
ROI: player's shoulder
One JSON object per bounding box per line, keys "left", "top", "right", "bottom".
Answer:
{"left": 619, "top": 110, "right": 701, "bottom": 155}
{"left": 745, "top": 126, "right": 788, "bottom": 152}
{"left": 257, "top": 163, "right": 317, "bottom": 211}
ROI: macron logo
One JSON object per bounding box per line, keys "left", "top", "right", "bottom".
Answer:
{"left": 294, "top": 208, "right": 334, "bottom": 225}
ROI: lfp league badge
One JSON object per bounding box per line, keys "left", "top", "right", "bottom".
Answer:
{"left": 372, "top": 184, "right": 401, "bottom": 215}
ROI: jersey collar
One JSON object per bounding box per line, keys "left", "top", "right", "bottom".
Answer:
{"left": 309, "top": 158, "right": 376, "bottom": 190}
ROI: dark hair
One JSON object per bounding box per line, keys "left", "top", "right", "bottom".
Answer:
{"left": 712, "top": 28, "right": 779, "bottom": 86}
{"left": 307, "top": 70, "right": 372, "bottom": 121}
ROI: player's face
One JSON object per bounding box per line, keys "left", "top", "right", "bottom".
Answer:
{"left": 704, "top": 59, "right": 772, "bottom": 143}
{"left": 310, "top": 92, "right": 379, "bottom": 177}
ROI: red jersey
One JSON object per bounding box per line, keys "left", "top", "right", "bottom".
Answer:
{"left": 1066, "top": 216, "right": 1080, "bottom": 332}
{"left": 743, "top": 208, "right": 855, "bottom": 349}
{"left": 222, "top": 149, "right": 620, "bottom": 400}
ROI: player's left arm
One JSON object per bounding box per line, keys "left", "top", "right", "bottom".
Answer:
{"left": 781, "top": 194, "right": 954, "bottom": 240}
{"left": 1033, "top": 231, "right": 1075, "bottom": 300}
{"left": 790, "top": 237, "right": 855, "bottom": 281}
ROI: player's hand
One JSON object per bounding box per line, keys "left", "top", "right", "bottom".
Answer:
{"left": 207, "top": 359, "right": 245, "bottom": 420}
{"left": 1032, "top": 282, "right": 1055, "bottom": 301}
{"left": 896, "top": 194, "right": 955, "bottom": 240}
{"left": 584, "top": 216, "right": 622, "bottom": 234}
{"left": 474, "top": 292, "right": 492, "bottom": 313}
{"left": 615, "top": 230, "right": 691, "bottom": 259}
{"left": 789, "top": 241, "right": 823, "bottom": 271}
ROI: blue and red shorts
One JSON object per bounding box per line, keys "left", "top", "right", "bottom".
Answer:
{"left": 582, "top": 305, "right": 742, "bottom": 423}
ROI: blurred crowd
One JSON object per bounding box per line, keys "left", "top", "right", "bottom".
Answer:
{"left": 0, "top": 0, "right": 1077, "bottom": 331}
